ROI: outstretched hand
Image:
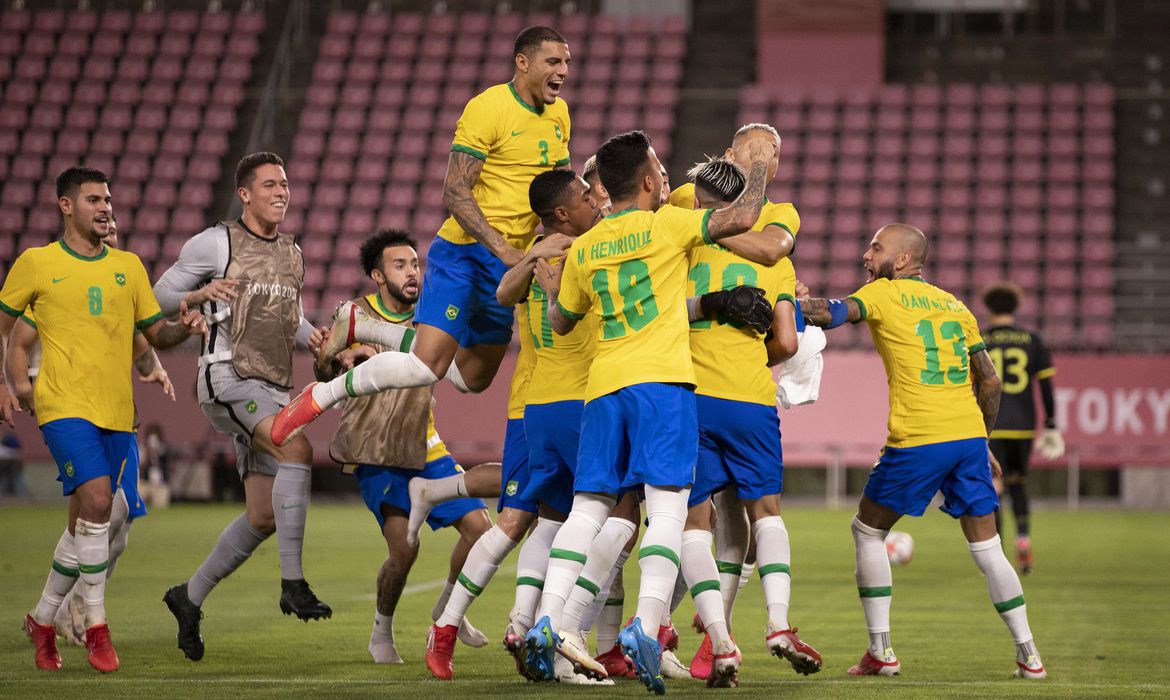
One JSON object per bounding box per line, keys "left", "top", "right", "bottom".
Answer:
{"left": 139, "top": 367, "right": 176, "bottom": 401}
{"left": 179, "top": 301, "right": 209, "bottom": 340}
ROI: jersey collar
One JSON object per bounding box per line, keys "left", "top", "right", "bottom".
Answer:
{"left": 508, "top": 81, "right": 545, "bottom": 115}
{"left": 366, "top": 293, "right": 414, "bottom": 323}
{"left": 604, "top": 207, "right": 640, "bottom": 220}
{"left": 59, "top": 239, "right": 108, "bottom": 261}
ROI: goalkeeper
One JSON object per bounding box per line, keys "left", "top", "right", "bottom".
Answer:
{"left": 981, "top": 283, "right": 1064, "bottom": 575}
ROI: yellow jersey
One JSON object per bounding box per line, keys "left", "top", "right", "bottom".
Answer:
{"left": 668, "top": 183, "right": 800, "bottom": 241}
{"left": 0, "top": 240, "right": 162, "bottom": 430}
{"left": 438, "top": 82, "right": 571, "bottom": 248}
{"left": 557, "top": 205, "right": 713, "bottom": 402}
{"left": 525, "top": 256, "right": 597, "bottom": 405}
{"left": 849, "top": 276, "right": 989, "bottom": 448}
{"left": 687, "top": 249, "right": 796, "bottom": 405}
{"left": 507, "top": 301, "right": 537, "bottom": 419}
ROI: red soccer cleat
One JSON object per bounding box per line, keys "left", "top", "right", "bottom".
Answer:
{"left": 766, "top": 624, "right": 823, "bottom": 675}
{"left": 847, "top": 649, "right": 901, "bottom": 676}
{"left": 707, "top": 639, "right": 740, "bottom": 688}
{"left": 270, "top": 383, "right": 324, "bottom": 446}
{"left": 689, "top": 632, "right": 713, "bottom": 680}
{"left": 85, "top": 623, "right": 120, "bottom": 673}
{"left": 24, "top": 614, "right": 61, "bottom": 670}
{"left": 657, "top": 622, "right": 679, "bottom": 652}
{"left": 425, "top": 623, "right": 458, "bottom": 681}
{"left": 596, "top": 644, "right": 635, "bottom": 679}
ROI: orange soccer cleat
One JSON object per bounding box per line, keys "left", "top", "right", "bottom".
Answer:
{"left": 270, "top": 383, "right": 324, "bottom": 446}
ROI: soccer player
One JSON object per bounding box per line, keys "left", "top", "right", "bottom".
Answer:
{"left": 155, "top": 152, "right": 329, "bottom": 663}
{"left": 982, "top": 282, "right": 1063, "bottom": 574}
{"left": 5, "top": 218, "right": 175, "bottom": 646}
{"left": 799, "top": 224, "right": 1046, "bottom": 679}
{"left": 314, "top": 229, "right": 496, "bottom": 664}
{"left": 271, "top": 26, "right": 573, "bottom": 443}
{"left": 1, "top": 166, "right": 205, "bottom": 672}
{"left": 533, "top": 129, "right": 777, "bottom": 693}
{"left": 582, "top": 155, "right": 610, "bottom": 214}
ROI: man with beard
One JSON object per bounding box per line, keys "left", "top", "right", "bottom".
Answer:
{"left": 315, "top": 229, "right": 497, "bottom": 665}
{"left": 799, "top": 224, "right": 1046, "bottom": 680}
{"left": 1, "top": 167, "right": 205, "bottom": 672}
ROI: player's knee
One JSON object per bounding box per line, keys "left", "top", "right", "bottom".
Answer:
{"left": 459, "top": 510, "right": 493, "bottom": 541}
{"left": 277, "top": 434, "right": 313, "bottom": 465}
{"left": 247, "top": 510, "right": 276, "bottom": 534}
{"left": 77, "top": 487, "right": 113, "bottom": 523}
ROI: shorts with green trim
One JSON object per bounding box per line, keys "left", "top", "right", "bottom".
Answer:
{"left": 41, "top": 418, "right": 136, "bottom": 497}
{"left": 864, "top": 437, "right": 997, "bottom": 518}
{"left": 415, "top": 236, "right": 515, "bottom": 347}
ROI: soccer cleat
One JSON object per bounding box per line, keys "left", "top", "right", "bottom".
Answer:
{"left": 504, "top": 622, "right": 542, "bottom": 681}
{"left": 689, "top": 632, "right": 713, "bottom": 680}
{"left": 405, "top": 477, "right": 434, "bottom": 549}
{"left": 555, "top": 654, "right": 615, "bottom": 685}
{"left": 847, "top": 649, "right": 901, "bottom": 676}
{"left": 317, "top": 301, "right": 361, "bottom": 368}
{"left": 279, "top": 578, "right": 333, "bottom": 621}
{"left": 270, "top": 383, "right": 324, "bottom": 446}
{"left": 163, "top": 583, "right": 205, "bottom": 661}
{"left": 368, "top": 638, "right": 403, "bottom": 664}
{"left": 557, "top": 628, "right": 608, "bottom": 681}
{"left": 1014, "top": 655, "right": 1047, "bottom": 679}
{"left": 425, "top": 623, "right": 458, "bottom": 680}
{"left": 1016, "top": 536, "right": 1034, "bottom": 575}
{"left": 24, "top": 613, "right": 62, "bottom": 670}
{"left": 523, "top": 615, "right": 560, "bottom": 682}
{"left": 661, "top": 648, "right": 693, "bottom": 679}
{"left": 658, "top": 621, "right": 680, "bottom": 652}
{"left": 766, "top": 623, "right": 823, "bottom": 675}
{"left": 707, "top": 638, "right": 740, "bottom": 688}
{"left": 458, "top": 617, "right": 489, "bottom": 648}
{"left": 85, "top": 623, "right": 120, "bottom": 673}
{"left": 53, "top": 593, "right": 86, "bottom": 646}
{"left": 596, "top": 644, "right": 635, "bottom": 679}
{"left": 619, "top": 617, "right": 665, "bottom": 695}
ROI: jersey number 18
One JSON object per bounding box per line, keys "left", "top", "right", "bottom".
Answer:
{"left": 592, "top": 260, "right": 659, "bottom": 340}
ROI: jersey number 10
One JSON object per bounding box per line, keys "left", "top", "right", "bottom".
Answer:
{"left": 592, "top": 260, "right": 659, "bottom": 340}
{"left": 915, "top": 319, "right": 968, "bottom": 385}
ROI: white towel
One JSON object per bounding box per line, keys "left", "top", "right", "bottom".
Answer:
{"left": 776, "top": 326, "right": 827, "bottom": 409}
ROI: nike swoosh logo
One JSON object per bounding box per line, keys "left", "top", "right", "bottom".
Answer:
{"left": 52, "top": 277, "right": 69, "bottom": 284}
{"left": 281, "top": 503, "right": 303, "bottom": 511}
{"left": 511, "top": 130, "right": 526, "bottom": 137}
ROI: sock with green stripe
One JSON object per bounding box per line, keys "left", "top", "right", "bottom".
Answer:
{"left": 436, "top": 525, "right": 518, "bottom": 628}
{"left": 634, "top": 485, "right": 688, "bottom": 636}
{"left": 511, "top": 518, "right": 561, "bottom": 629}
{"left": 595, "top": 566, "right": 626, "bottom": 651}
{"left": 681, "top": 528, "right": 730, "bottom": 647}
{"left": 33, "top": 529, "right": 79, "bottom": 625}
{"left": 852, "top": 515, "right": 895, "bottom": 660}
{"left": 535, "top": 493, "right": 614, "bottom": 632}
{"left": 561, "top": 516, "right": 636, "bottom": 633}
{"left": 351, "top": 313, "right": 417, "bottom": 354}
{"left": 75, "top": 518, "right": 110, "bottom": 628}
{"left": 968, "top": 535, "right": 1035, "bottom": 650}
{"left": 584, "top": 549, "right": 629, "bottom": 637}
{"left": 312, "top": 350, "right": 439, "bottom": 409}
{"left": 713, "top": 490, "right": 749, "bottom": 626}
{"left": 752, "top": 516, "right": 792, "bottom": 629}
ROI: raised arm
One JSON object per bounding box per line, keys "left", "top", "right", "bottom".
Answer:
{"left": 716, "top": 224, "right": 794, "bottom": 266}
{"left": 496, "top": 234, "right": 573, "bottom": 307}
{"left": 799, "top": 297, "right": 864, "bottom": 329}
{"left": 443, "top": 151, "right": 524, "bottom": 268}
{"left": 705, "top": 138, "right": 775, "bottom": 242}
{"left": 538, "top": 258, "right": 580, "bottom": 336}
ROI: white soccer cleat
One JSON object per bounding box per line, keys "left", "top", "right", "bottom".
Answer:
{"left": 458, "top": 617, "right": 489, "bottom": 648}
{"left": 557, "top": 629, "right": 609, "bottom": 681}
{"left": 555, "top": 654, "right": 614, "bottom": 685}
{"left": 405, "top": 477, "right": 434, "bottom": 548}
{"left": 1014, "top": 654, "right": 1047, "bottom": 679}
{"left": 661, "top": 648, "right": 693, "bottom": 679}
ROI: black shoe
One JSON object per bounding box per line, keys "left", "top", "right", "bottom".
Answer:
{"left": 163, "top": 583, "right": 205, "bottom": 661}
{"left": 279, "top": 578, "right": 332, "bottom": 621}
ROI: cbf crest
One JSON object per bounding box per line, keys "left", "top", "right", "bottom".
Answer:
{"left": 114, "top": 272, "right": 126, "bottom": 286}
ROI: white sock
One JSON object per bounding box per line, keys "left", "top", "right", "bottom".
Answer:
{"left": 536, "top": 493, "right": 614, "bottom": 632}
{"left": 595, "top": 566, "right": 625, "bottom": 652}
{"left": 33, "top": 529, "right": 79, "bottom": 625}
{"left": 713, "top": 492, "right": 749, "bottom": 627}
{"left": 353, "top": 316, "right": 415, "bottom": 352}
{"left": 418, "top": 473, "right": 469, "bottom": 506}
{"left": 436, "top": 525, "right": 518, "bottom": 628}
{"left": 369, "top": 610, "right": 402, "bottom": 664}
{"left": 634, "top": 486, "right": 688, "bottom": 636}
{"left": 75, "top": 518, "right": 110, "bottom": 628}
{"left": 681, "top": 529, "right": 729, "bottom": 647}
{"left": 753, "top": 516, "right": 792, "bottom": 630}
{"left": 432, "top": 580, "right": 456, "bottom": 621}
{"left": 272, "top": 462, "right": 312, "bottom": 580}
{"left": 313, "top": 350, "right": 439, "bottom": 408}
{"left": 106, "top": 489, "right": 131, "bottom": 581}
{"left": 444, "top": 359, "right": 472, "bottom": 393}
{"left": 738, "top": 561, "right": 754, "bottom": 592}
{"left": 969, "top": 535, "right": 1037, "bottom": 655}
{"left": 668, "top": 568, "right": 687, "bottom": 615}
{"left": 562, "top": 517, "right": 636, "bottom": 633}
{"left": 512, "top": 518, "right": 561, "bottom": 629}
{"left": 583, "top": 548, "right": 629, "bottom": 634}
{"left": 852, "top": 515, "right": 894, "bottom": 659}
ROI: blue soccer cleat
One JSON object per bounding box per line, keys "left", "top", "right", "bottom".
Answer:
{"left": 523, "top": 615, "right": 560, "bottom": 681}
{"left": 619, "top": 617, "right": 665, "bottom": 695}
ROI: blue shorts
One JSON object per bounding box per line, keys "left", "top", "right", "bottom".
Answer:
{"left": 864, "top": 437, "right": 998, "bottom": 518}
{"left": 415, "top": 237, "right": 515, "bottom": 347}
{"left": 690, "top": 395, "right": 783, "bottom": 507}
{"left": 41, "top": 418, "right": 137, "bottom": 497}
{"left": 499, "top": 417, "right": 538, "bottom": 514}
{"left": 120, "top": 438, "right": 148, "bottom": 520}
{"left": 354, "top": 455, "right": 487, "bottom": 531}
{"left": 523, "top": 401, "right": 583, "bottom": 516}
{"left": 576, "top": 383, "right": 697, "bottom": 495}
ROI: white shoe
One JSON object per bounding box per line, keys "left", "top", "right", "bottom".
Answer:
{"left": 557, "top": 629, "right": 608, "bottom": 681}
{"left": 661, "top": 648, "right": 692, "bottom": 679}
{"left": 458, "top": 617, "right": 488, "bottom": 648}
{"left": 1013, "top": 654, "right": 1047, "bottom": 679}
{"left": 405, "top": 477, "right": 434, "bottom": 548}
{"left": 555, "top": 654, "right": 614, "bottom": 685}
{"left": 368, "top": 637, "right": 404, "bottom": 664}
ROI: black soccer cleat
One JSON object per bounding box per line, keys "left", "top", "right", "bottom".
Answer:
{"left": 279, "top": 578, "right": 333, "bottom": 621}
{"left": 163, "top": 582, "right": 205, "bottom": 661}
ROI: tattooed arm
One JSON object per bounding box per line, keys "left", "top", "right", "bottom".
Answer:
{"left": 798, "top": 297, "right": 864, "bottom": 328}
{"left": 705, "top": 138, "right": 777, "bottom": 242}
{"left": 969, "top": 348, "right": 1002, "bottom": 436}
{"left": 443, "top": 151, "right": 524, "bottom": 268}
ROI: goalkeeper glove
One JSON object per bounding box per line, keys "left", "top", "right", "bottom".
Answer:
{"left": 1035, "top": 429, "right": 1065, "bottom": 460}
{"left": 699, "top": 286, "right": 773, "bottom": 334}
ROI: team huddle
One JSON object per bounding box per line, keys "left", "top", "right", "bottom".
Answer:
{"left": 2, "top": 25, "right": 1047, "bottom": 692}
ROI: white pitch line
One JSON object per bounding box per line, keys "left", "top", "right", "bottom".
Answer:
{"left": 349, "top": 564, "right": 517, "bottom": 601}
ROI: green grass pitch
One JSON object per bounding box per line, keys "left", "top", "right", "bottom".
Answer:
{"left": 2, "top": 502, "right": 1168, "bottom": 698}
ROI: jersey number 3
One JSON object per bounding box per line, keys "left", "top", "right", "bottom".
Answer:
{"left": 989, "top": 347, "right": 1029, "bottom": 394}
{"left": 592, "top": 260, "right": 659, "bottom": 339}
{"left": 915, "top": 319, "right": 967, "bottom": 385}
